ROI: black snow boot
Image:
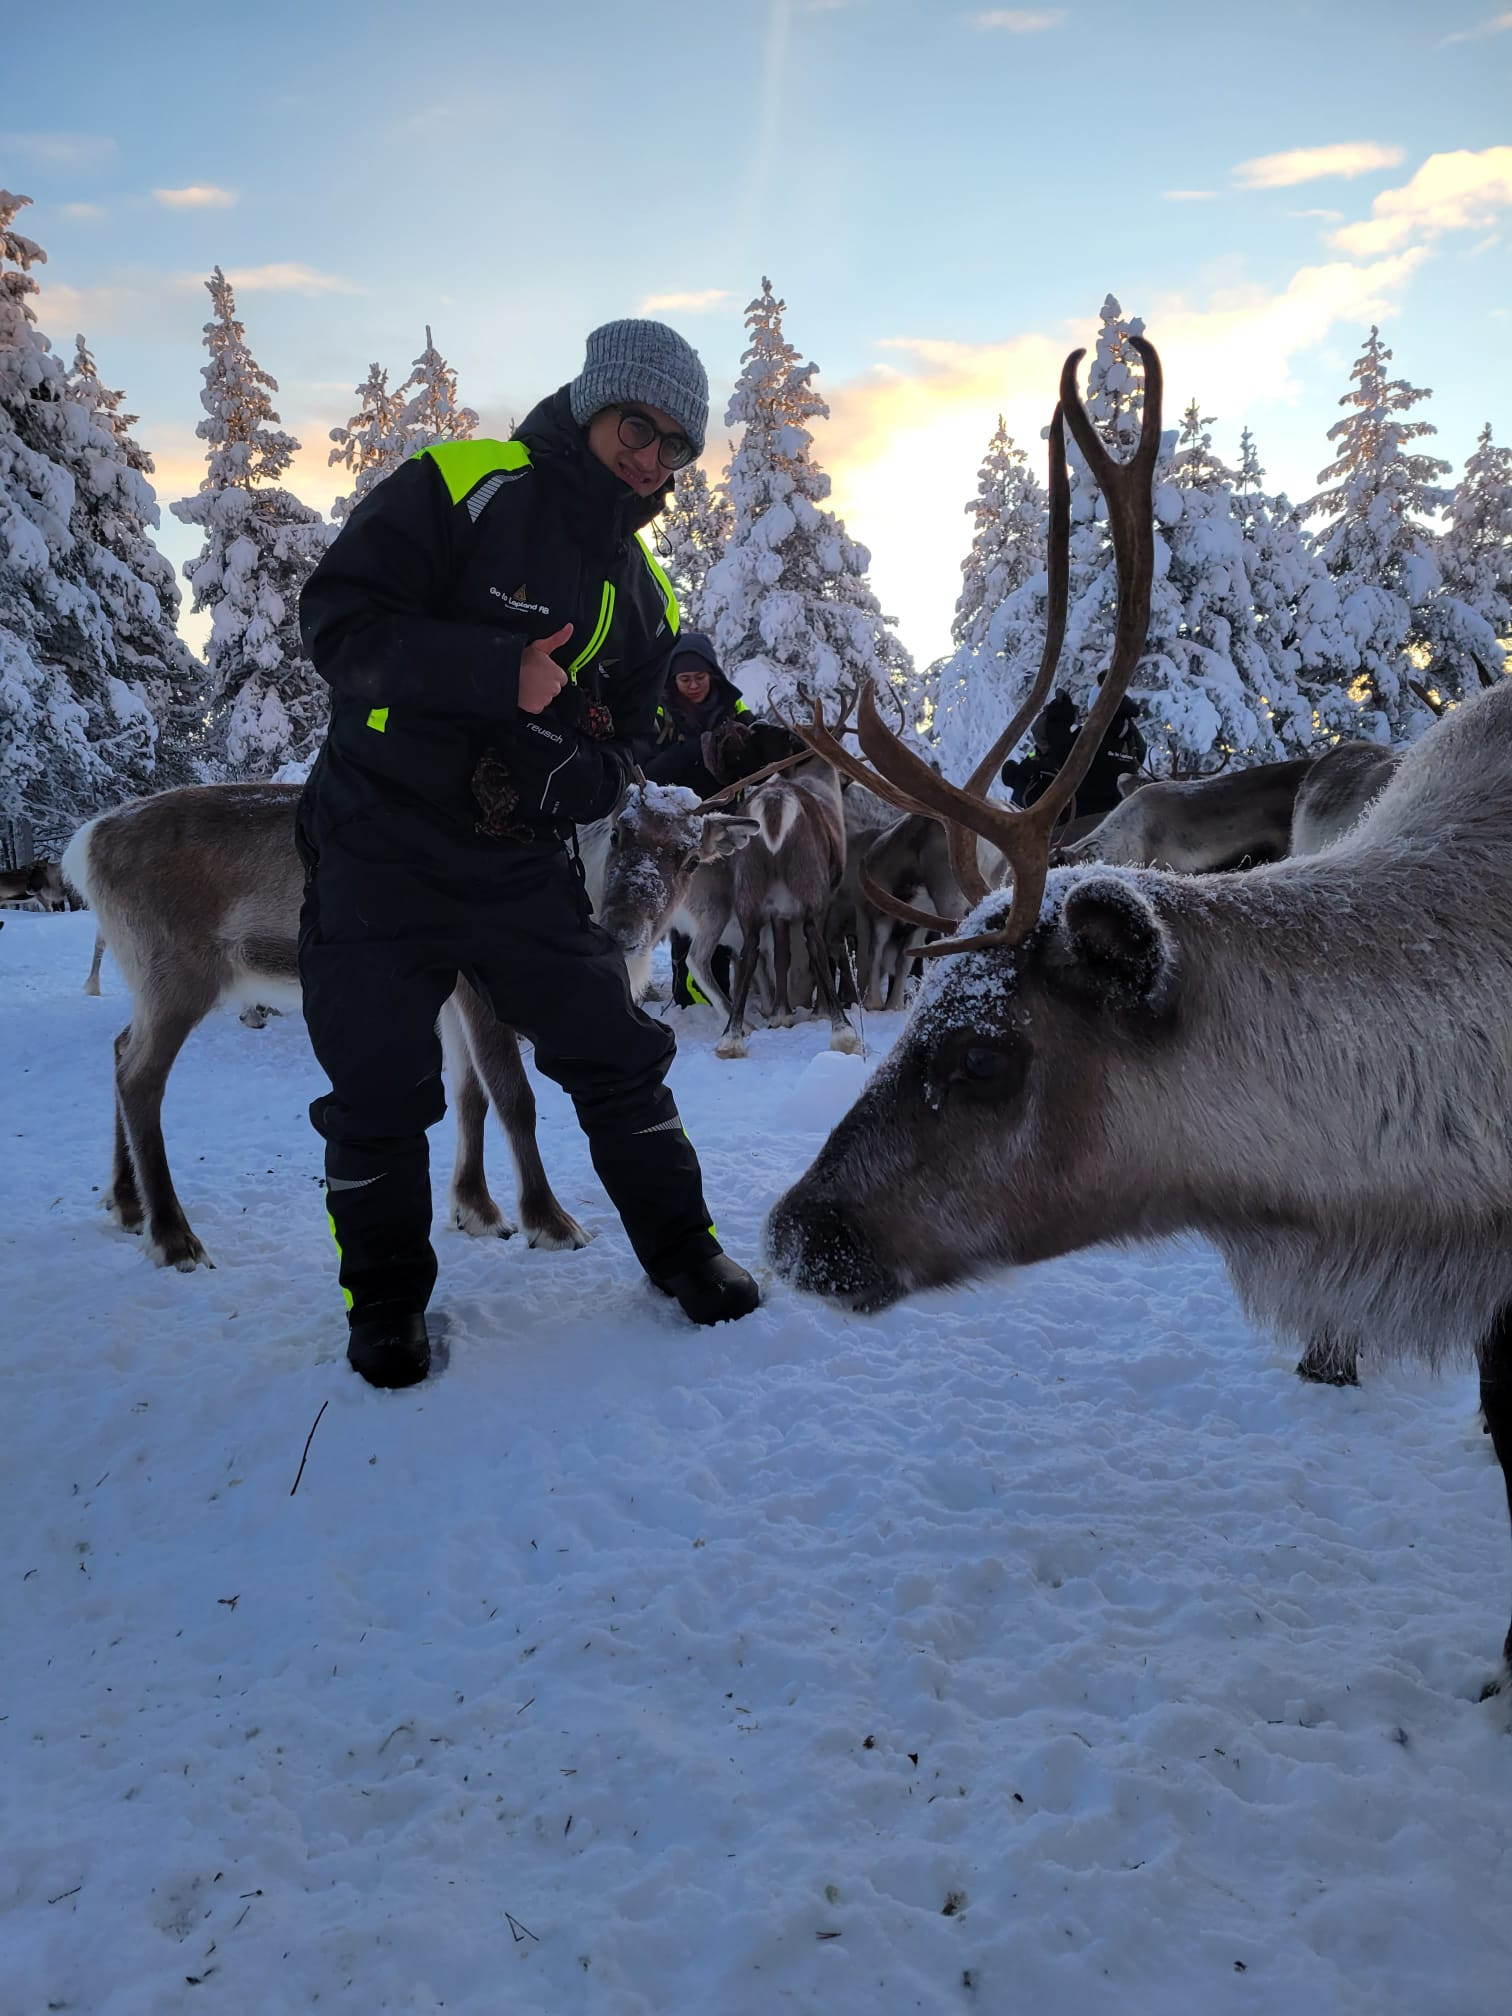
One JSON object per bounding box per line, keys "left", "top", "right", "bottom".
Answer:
{"left": 348, "top": 1306, "right": 431, "bottom": 1389}
{"left": 654, "top": 1253, "right": 761, "bottom": 1326}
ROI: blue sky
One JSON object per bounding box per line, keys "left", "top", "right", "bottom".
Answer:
{"left": 7, "top": 0, "right": 1510, "bottom": 666}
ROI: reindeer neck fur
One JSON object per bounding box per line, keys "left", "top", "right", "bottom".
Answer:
{"left": 1062, "top": 687, "right": 1512, "bottom": 1362}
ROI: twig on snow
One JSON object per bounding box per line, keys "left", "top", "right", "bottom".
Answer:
{"left": 289, "top": 1400, "right": 329, "bottom": 1497}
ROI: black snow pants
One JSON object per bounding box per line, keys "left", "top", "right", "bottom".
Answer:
{"left": 296, "top": 817, "right": 718, "bottom": 1321}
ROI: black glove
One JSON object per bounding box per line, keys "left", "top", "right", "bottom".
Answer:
{"left": 471, "top": 693, "right": 623, "bottom": 838}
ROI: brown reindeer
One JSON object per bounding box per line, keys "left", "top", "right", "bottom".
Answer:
{"left": 715, "top": 755, "right": 858, "bottom": 1060}
{"left": 61, "top": 784, "right": 589, "bottom": 1270}
{"left": 768, "top": 336, "right": 1512, "bottom": 1708}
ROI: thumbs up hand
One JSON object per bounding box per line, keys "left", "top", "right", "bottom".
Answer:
{"left": 519, "top": 623, "right": 573, "bottom": 715}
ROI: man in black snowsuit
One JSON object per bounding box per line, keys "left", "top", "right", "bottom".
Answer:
{"left": 297, "top": 319, "right": 760, "bottom": 1388}
{"left": 643, "top": 631, "right": 748, "bottom": 800}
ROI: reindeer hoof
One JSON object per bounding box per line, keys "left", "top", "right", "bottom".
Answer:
{"left": 526, "top": 1215, "right": 593, "bottom": 1252}
{"left": 151, "top": 1229, "right": 211, "bottom": 1271}
{"left": 829, "top": 1026, "right": 863, "bottom": 1056}
{"left": 714, "top": 1034, "right": 748, "bottom": 1060}
{"left": 452, "top": 1197, "right": 516, "bottom": 1239}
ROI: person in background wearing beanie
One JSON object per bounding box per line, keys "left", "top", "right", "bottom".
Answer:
{"left": 296, "top": 319, "right": 761, "bottom": 1388}
{"left": 643, "top": 630, "right": 749, "bottom": 800}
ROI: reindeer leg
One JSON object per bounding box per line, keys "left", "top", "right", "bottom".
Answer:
{"left": 107, "top": 1025, "right": 143, "bottom": 1233}
{"left": 84, "top": 929, "right": 105, "bottom": 996}
{"left": 1477, "top": 1306, "right": 1512, "bottom": 1708}
{"left": 805, "top": 915, "right": 860, "bottom": 1055}
{"left": 439, "top": 993, "right": 513, "bottom": 1238}
{"left": 451, "top": 979, "right": 589, "bottom": 1250}
{"left": 684, "top": 930, "right": 730, "bottom": 1019}
{"left": 113, "top": 985, "right": 219, "bottom": 1270}
{"left": 770, "top": 919, "right": 796, "bottom": 1028}
{"left": 715, "top": 927, "right": 763, "bottom": 1060}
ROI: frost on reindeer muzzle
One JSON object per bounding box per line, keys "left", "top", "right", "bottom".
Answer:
{"left": 765, "top": 1187, "right": 905, "bottom": 1311}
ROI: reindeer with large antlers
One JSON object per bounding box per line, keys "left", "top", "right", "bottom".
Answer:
{"left": 767, "top": 336, "right": 1512, "bottom": 1708}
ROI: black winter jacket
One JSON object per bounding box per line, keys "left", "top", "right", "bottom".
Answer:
{"left": 298, "top": 389, "right": 680, "bottom": 850}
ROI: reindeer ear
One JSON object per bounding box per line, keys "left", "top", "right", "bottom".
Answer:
{"left": 1051, "top": 875, "right": 1175, "bottom": 1010}
{"left": 699, "top": 814, "right": 760, "bottom": 860}
{"left": 1116, "top": 771, "right": 1145, "bottom": 800}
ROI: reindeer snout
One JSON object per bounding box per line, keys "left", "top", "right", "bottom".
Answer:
{"left": 765, "top": 1192, "right": 899, "bottom": 1311}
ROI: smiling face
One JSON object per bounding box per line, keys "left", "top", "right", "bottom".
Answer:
{"left": 673, "top": 661, "right": 713, "bottom": 707}
{"left": 585, "top": 400, "right": 685, "bottom": 497}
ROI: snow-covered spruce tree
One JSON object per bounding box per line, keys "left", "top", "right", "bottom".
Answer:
{"left": 1231, "top": 428, "right": 1365, "bottom": 751}
{"left": 329, "top": 362, "right": 409, "bottom": 523}
{"left": 952, "top": 416, "right": 1046, "bottom": 653}
{"left": 400, "top": 325, "right": 477, "bottom": 454}
{"left": 65, "top": 335, "right": 207, "bottom": 780}
{"left": 1300, "top": 327, "right": 1451, "bottom": 738}
{"left": 0, "top": 190, "right": 170, "bottom": 851}
{"left": 931, "top": 417, "right": 1048, "bottom": 778}
{"left": 653, "top": 460, "right": 733, "bottom": 630}
{"left": 1419, "top": 422, "right": 1512, "bottom": 695}
{"left": 1151, "top": 398, "right": 1284, "bottom": 765}
{"left": 703, "top": 277, "right": 914, "bottom": 719}
{"left": 169, "top": 267, "right": 331, "bottom": 779}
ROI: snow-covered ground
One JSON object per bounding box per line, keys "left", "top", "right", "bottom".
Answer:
{"left": 3, "top": 908, "right": 1509, "bottom": 2016}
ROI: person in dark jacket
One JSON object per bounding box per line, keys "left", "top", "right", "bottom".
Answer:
{"left": 1000, "top": 683, "right": 1146, "bottom": 818}
{"left": 643, "top": 631, "right": 748, "bottom": 798}
{"left": 297, "top": 319, "right": 760, "bottom": 1388}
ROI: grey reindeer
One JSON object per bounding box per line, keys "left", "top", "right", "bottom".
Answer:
{"left": 768, "top": 336, "right": 1512, "bottom": 1711}
{"left": 61, "top": 783, "right": 616, "bottom": 1271}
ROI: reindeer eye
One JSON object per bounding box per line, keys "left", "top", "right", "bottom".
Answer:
{"left": 939, "top": 1038, "right": 1028, "bottom": 1105}
{"left": 609, "top": 828, "right": 622, "bottom": 848}
{"left": 964, "top": 1046, "right": 1011, "bottom": 1081}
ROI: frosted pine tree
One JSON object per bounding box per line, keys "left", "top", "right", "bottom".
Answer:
{"left": 931, "top": 418, "right": 1047, "bottom": 779}
{"left": 170, "top": 268, "right": 331, "bottom": 778}
{"left": 653, "top": 461, "right": 733, "bottom": 630}
{"left": 65, "top": 335, "right": 206, "bottom": 777}
{"left": 329, "top": 362, "right": 409, "bottom": 522}
{"left": 703, "top": 278, "right": 913, "bottom": 718}
{"left": 1419, "top": 422, "right": 1512, "bottom": 696}
{"left": 400, "top": 326, "right": 477, "bottom": 454}
{"left": 1151, "top": 399, "right": 1283, "bottom": 764}
{"left": 1232, "top": 429, "right": 1364, "bottom": 750}
{"left": 952, "top": 417, "right": 1046, "bottom": 652}
{"left": 0, "top": 191, "right": 168, "bottom": 851}
{"left": 1300, "top": 327, "right": 1450, "bottom": 738}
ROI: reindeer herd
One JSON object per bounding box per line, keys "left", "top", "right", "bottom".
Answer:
{"left": 32, "top": 332, "right": 1512, "bottom": 1715}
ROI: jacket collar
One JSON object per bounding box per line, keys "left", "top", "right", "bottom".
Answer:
{"left": 515, "top": 387, "right": 671, "bottom": 559}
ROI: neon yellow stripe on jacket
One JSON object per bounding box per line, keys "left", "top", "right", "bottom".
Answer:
{"left": 637, "top": 535, "right": 681, "bottom": 636}
{"left": 419, "top": 437, "right": 532, "bottom": 506}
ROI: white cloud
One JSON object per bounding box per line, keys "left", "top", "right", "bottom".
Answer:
{"left": 62, "top": 203, "right": 108, "bottom": 222}
{"left": 154, "top": 185, "right": 238, "bottom": 210}
{"left": 817, "top": 249, "right": 1425, "bottom": 669}
{"left": 0, "top": 131, "right": 116, "bottom": 168}
{"left": 1441, "top": 10, "right": 1512, "bottom": 42}
{"left": 1329, "top": 145, "right": 1512, "bottom": 257}
{"left": 1233, "top": 141, "right": 1404, "bottom": 190}
{"left": 971, "top": 8, "right": 1063, "bottom": 27}
{"left": 211, "top": 263, "right": 362, "bottom": 296}
{"left": 638, "top": 289, "right": 732, "bottom": 314}
{"left": 1164, "top": 190, "right": 1217, "bottom": 202}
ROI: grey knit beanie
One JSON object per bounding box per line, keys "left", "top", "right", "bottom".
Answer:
{"left": 569, "top": 319, "right": 709, "bottom": 455}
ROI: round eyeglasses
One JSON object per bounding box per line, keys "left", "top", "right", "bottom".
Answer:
{"left": 616, "top": 406, "right": 697, "bottom": 472}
